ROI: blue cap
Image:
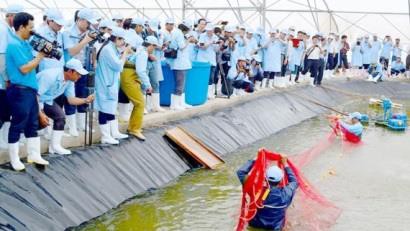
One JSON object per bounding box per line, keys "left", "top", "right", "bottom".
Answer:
{"left": 5, "top": 4, "right": 24, "bottom": 14}
{"left": 111, "top": 27, "right": 126, "bottom": 38}
{"left": 132, "top": 17, "right": 145, "bottom": 26}
{"left": 266, "top": 166, "right": 284, "bottom": 182}
{"left": 349, "top": 112, "right": 362, "bottom": 120}
{"left": 78, "top": 8, "right": 98, "bottom": 25}
{"left": 145, "top": 36, "right": 159, "bottom": 46}
{"left": 46, "top": 9, "right": 65, "bottom": 26}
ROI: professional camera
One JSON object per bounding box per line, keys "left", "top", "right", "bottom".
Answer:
{"left": 86, "top": 28, "right": 106, "bottom": 44}
{"left": 29, "top": 32, "right": 62, "bottom": 60}
{"left": 356, "top": 41, "right": 361, "bottom": 46}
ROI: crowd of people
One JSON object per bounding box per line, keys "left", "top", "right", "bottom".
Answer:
{"left": 0, "top": 5, "right": 409, "bottom": 171}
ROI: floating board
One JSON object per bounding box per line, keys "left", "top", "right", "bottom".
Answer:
{"left": 165, "top": 127, "right": 224, "bottom": 169}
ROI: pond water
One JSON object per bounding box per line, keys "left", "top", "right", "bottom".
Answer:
{"left": 76, "top": 100, "right": 410, "bottom": 231}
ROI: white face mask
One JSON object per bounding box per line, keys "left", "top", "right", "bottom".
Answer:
{"left": 103, "top": 32, "right": 110, "bottom": 39}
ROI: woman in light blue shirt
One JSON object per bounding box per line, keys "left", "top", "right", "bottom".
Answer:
{"left": 95, "top": 27, "right": 131, "bottom": 145}
{"left": 262, "top": 29, "right": 282, "bottom": 88}
{"left": 169, "top": 23, "right": 195, "bottom": 110}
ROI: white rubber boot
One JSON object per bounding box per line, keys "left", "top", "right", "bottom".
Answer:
{"left": 66, "top": 114, "right": 79, "bottom": 137}
{"left": 27, "top": 137, "right": 49, "bottom": 166}
{"left": 77, "top": 112, "right": 86, "bottom": 131}
{"left": 261, "top": 78, "right": 267, "bottom": 89}
{"left": 310, "top": 77, "right": 316, "bottom": 87}
{"left": 254, "top": 81, "right": 261, "bottom": 91}
{"left": 170, "top": 94, "right": 184, "bottom": 111}
{"left": 207, "top": 85, "right": 215, "bottom": 99}
{"left": 49, "top": 130, "right": 71, "bottom": 155}
{"left": 151, "top": 93, "right": 165, "bottom": 112}
{"left": 109, "top": 119, "right": 128, "bottom": 139}
{"left": 118, "top": 103, "right": 131, "bottom": 122}
{"left": 8, "top": 142, "right": 25, "bottom": 171}
{"left": 100, "top": 123, "right": 119, "bottom": 145}
{"left": 145, "top": 95, "right": 153, "bottom": 113}
{"left": 232, "top": 88, "right": 238, "bottom": 97}
{"left": 0, "top": 122, "right": 10, "bottom": 149}
{"left": 267, "top": 79, "right": 274, "bottom": 88}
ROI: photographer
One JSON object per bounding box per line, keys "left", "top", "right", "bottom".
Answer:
{"left": 95, "top": 27, "right": 131, "bottom": 145}
{"left": 62, "top": 8, "right": 99, "bottom": 133}
{"left": 37, "top": 58, "right": 94, "bottom": 155}
{"left": 228, "top": 56, "right": 254, "bottom": 96}
{"left": 262, "top": 28, "right": 282, "bottom": 88}
{"left": 168, "top": 22, "right": 196, "bottom": 110}
{"left": 219, "top": 25, "right": 236, "bottom": 96}
{"left": 120, "top": 35, "right": 157, "bottom": 141}
{"left": 249, "top": 56, "right": 264, "bottom": 90}
{"left": 6, "top": 12, "right": 50, "bottom": 171}
{"left": 196, "top": 24, "right": 219, "bottom": 100}
{"left": 0, "top": 4, "right": 24, "bottom": 150}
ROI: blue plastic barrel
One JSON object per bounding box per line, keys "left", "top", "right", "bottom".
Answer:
{"left": 160, "top": 62, "right": 176, "bottom": 106}
{"left": 185, "top": 61, "right": 211, "bottom": 106}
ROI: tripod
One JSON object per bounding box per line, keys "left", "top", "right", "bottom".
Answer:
{"left": 84, "top": 43, "right": 96, "bottom": 147}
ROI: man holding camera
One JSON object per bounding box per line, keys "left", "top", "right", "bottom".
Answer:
{"left": 37, "top": 58, "right": 94, "bottom": 155}
{"left": 62, "top": 8, "right": 99, "bottom": 134}
{"left": 0, "top": 4, "right": 24, "bottom": 150}
{"left": 228, "top": 56, "right": 255, "bottom": 96}
{"left": 6, "top": 12, "right": 51, "bottom": 171}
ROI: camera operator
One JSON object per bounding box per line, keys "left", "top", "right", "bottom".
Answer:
{"left": 62, "top": 8, "right": 99, "bottom": 133}
{"left": 37, "top": 58, "right": 94, "bottom": 155}
{"left": 196, "top": 24, "right": 219, "bottom": 100}
{"left": 249, "top": 56, "right": 264, "bottom": 90}
{"left": 6, "top": 12, "right": 50, "bottom": 171}
{"left": 0, "top": 4, "right": 24, "bottom": 150}
{"left": 95, "top": 27, "right": 131, "bottom": 145}
{"left": 219, "top": 25, "right": 236, "bottom": 96}
{"left": 228, "top": 56, "right": 254, "bottom": 96}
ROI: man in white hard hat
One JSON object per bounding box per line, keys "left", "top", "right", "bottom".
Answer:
{"left": 237, "top": 154, "right": 299, "bottom": 230}
{"left": 0, "top": 4, "right": 24, "bottom": 150}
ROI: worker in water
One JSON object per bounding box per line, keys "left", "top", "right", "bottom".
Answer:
{"left": 328, "top": 112, "right": 364, "bottom": 139}
{"left": 237, "top": 155, "right": 299, "bottom": 231}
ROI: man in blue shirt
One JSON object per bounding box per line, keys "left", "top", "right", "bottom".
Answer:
{"left": 0, "top": 4, "right": 24, "bottom": 150}
{"left": 6, "top": 12, "right": 50, "bottom": 171}
{"left": 37, "top": 58, "right": 94, "bottom": 155}
{"left": 340, "top": 112, "right": 364, "bottom": 138}
{"left": 237, "top": 155, "right": 299, "bottom": 231}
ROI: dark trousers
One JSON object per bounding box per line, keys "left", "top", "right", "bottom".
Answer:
{"left": 264, "top": 71, "right": 278, "bottom": 80}
{"left": 316, "top": 58, "right": 325, "bottom": 85}
{"left": 7, "top": 86, "right": 39, "bottom": 143}
{"left": 391, "top": 69, "right": 405, "bottom": 75}
{"left": 302, "top": 59, "right": 320, "bottom": 79}
{"left": 208, "top": 66, "right": 216, "bottom": 85}
{"left": 43, "top": 99, "right": 66, "bottom": 131}
{"left": 326, "top": 54, "right": 334, "bottom": 70}
{"left": 0, "top": 89, "right": 11, "bottom": 127}
{"left": 118, "top": 88, "right": 129, "bottom": 104}
{"left": 339, "top": 54, "right": 348, "bottom": 69}
{"left": 253, "top": 71, "right": 263, "bottom": 82}
{"left": 221, "top": 63, "right": 233, "bottom": 96}
{"left": 98, "top": 111, "right": 115, "bottom": 125}
{"left": 232, "top": 80, "right": 254, "bottom": 93}
{"left": 380, "top": 57, "right": 389, "bottom": 71}
{"left": 293, "top": 65, "right": 301, "bottom": 82}
{"left": 332, "top": 53, "right": 339, "bottom": 69}
{"left": 363, "top": 64, "right": 370, "bottom": 70}
{"left": 65, "top": 74, "right": 88, "bottom": 115}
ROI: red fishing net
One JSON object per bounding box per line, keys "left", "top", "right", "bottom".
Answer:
{"left": 236, "top": 129, "right": 348, "bottom": 231}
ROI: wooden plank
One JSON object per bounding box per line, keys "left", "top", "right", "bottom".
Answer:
{"left": 165, "top": 127, "right": 224, "bottom": 169}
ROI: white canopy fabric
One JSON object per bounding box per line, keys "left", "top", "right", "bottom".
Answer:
{"left": 1, "top": 0, "right": 409, "bottom": 49}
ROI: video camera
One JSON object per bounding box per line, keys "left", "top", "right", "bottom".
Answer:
{"left": 86, "top": 28, "right": 106, "bottom": 44}
{"left": 29, "top": 32, "right": 62, "bottom": 60}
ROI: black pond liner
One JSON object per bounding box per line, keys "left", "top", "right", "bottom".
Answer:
{"left": 0, "top": 80, "right": 409, "bottom": 231}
